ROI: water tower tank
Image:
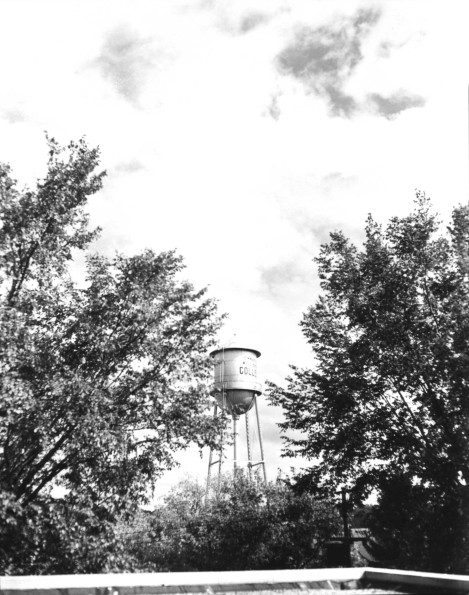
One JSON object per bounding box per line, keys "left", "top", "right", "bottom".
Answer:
{"left": 210, "top": 347, "right": 262, "bottom": 416}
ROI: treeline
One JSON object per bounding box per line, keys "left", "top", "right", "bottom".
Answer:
{"left": 123, "top": 474, "right": 341, "bottom": 572}
{"left": 1, "top": 136, "right": 468, "bottom": 574}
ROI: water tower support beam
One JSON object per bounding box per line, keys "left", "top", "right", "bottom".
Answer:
{"left": 254, "top": 396, "right": 267, "bottom": 484}
{"left": 245, "top": 409, "right": 252, "bottom": 481}
{"left": 232, "top": 415, "right": 238, "bottom": 472}
{"left": 205, "top": 403, "right": 218, "bottom": 501}
{"left": 215, "top": 389, "right": 228, "bottom": 493}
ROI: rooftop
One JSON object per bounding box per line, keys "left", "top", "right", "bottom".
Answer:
{"left": 1, "top": 567, "right": 469, "bottom": 595}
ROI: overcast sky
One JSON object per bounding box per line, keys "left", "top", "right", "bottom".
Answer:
{"left": 0, "top": 0, "right": 468, "bottom": 497}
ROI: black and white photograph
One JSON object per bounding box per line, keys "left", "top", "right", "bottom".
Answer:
{"left": 0, "top": 1, "right": 468, "bottom": 592}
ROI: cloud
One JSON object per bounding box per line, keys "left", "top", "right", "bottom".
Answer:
{"left": 266, "top": 93, "right": 281, "bottom": 120}
{"left": 260, "top": 261, "right": 308, "bottom": 296}
{"left": 89, "top": 229, "right": 133, "bottom": 258}
{"left": 378, "top": 39, "right": 403, "bottom": 58}
{"left": 209, "top": 5, "right": 275, "bottom": 36}
{"left": 322, "top": 171, "right": 354, "bottom": 186}
{"left": 367, "top": 91, "right": 426, "bottom": 119}
{"left": 378, "top": 31, "right": 425, "bottom": 58}
{"left": 323, "top": 86, "right": 357, "bottom": 117}
{"left": 93, "top": 25, "right": 157, "bottom": 103}
{"left": 1, "top": 107, "right": 27, "bottom": 124}
{"left": 276, "top": 8, "right": 381, "bottom": 117}
{"left": 114, "top": 159, "right": 146, "bottom": 174}
{"left": 240, "top": 11, "right": 270, "bottom": 33}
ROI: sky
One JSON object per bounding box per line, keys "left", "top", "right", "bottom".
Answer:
{"left": 0, "top": 0, "right": 468, "bottom": 498}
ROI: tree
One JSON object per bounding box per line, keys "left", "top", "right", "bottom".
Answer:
{"left": 0, "top": 137, "right": 224, "bottom": 573}
{"left": 125, "top": 473, "right": 340, "bottom": 571}
{"left": 269, "top": 194, "right": 469, "bottom": 572}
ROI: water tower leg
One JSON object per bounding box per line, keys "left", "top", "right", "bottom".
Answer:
{"left": 217, "top": 405, "right": 225, "bottom": 493}
{"left": 254, "top": 396, "right": 267, "bottom": 484}
{"left": 206, "top": 402, "right": 218, "bottom": 502}
{"left": 245, "top": 409, "right": 252, "bottom": 481}
{"left": 232, "top": 414, "right": 238, "bottom": 473}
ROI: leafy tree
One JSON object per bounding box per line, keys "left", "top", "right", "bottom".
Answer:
{"left": 126, "top": 473, "right": 340, "bottom": 571}
{"left": 363, "top": 474, "right": 468, "bottom": 571}
{"left": 0, "top": 137, "right": 224, "bottom": 573}
{"left": 269, "top": 194, "right": 469, "bottom": 572}
{"left": 0, "top": 491, "right": 130, "bottom": 575}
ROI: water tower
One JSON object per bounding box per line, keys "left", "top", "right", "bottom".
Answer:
{"left": 206, "top": 346, "right": 267, "bottom": 494}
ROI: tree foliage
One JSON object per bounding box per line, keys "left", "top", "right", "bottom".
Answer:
{"left": 364, "top": 473, "right": 468, "bottom": 572}
{"left": 126, "top": 473, "right": 340, "bottom": 571}
{"left": 269, "top": 194, "right": 469, "bottom": 572}
{"left": 0, "top": 491, "right": 130, "bottom": 575}
{"left": 0, "top": 137, "right": 224, "bottom": 573}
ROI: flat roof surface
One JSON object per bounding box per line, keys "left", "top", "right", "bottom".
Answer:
{"left": 1, "top": 568, "right": 469, "bottom": 595}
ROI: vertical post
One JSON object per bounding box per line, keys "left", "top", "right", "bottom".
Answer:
{"left": 245, "top": 409, "right": 252, "bottom": 481}
{"left": 341, "top": 487, "right": 352, "bottom": 566}
{"left": 254, "top": 396, "right": 267, "bottom": 484}
{"left": 205, "top": 402, "right": 218, "bottom": 503}
{"left": 217, "top": 391, "right": 225, "bottom": 494}
{"left": 216, "top": 358, "right": 225, "bottom": 492}
{"left": 233, "top": 415, "right": 238, "bottom": 472}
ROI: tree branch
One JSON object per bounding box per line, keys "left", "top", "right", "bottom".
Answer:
{"left": 15, "top": 429, "right": 72, "bottom": 499}
{"left": 22, "top": 452, "right": 76, "bottom": 505}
